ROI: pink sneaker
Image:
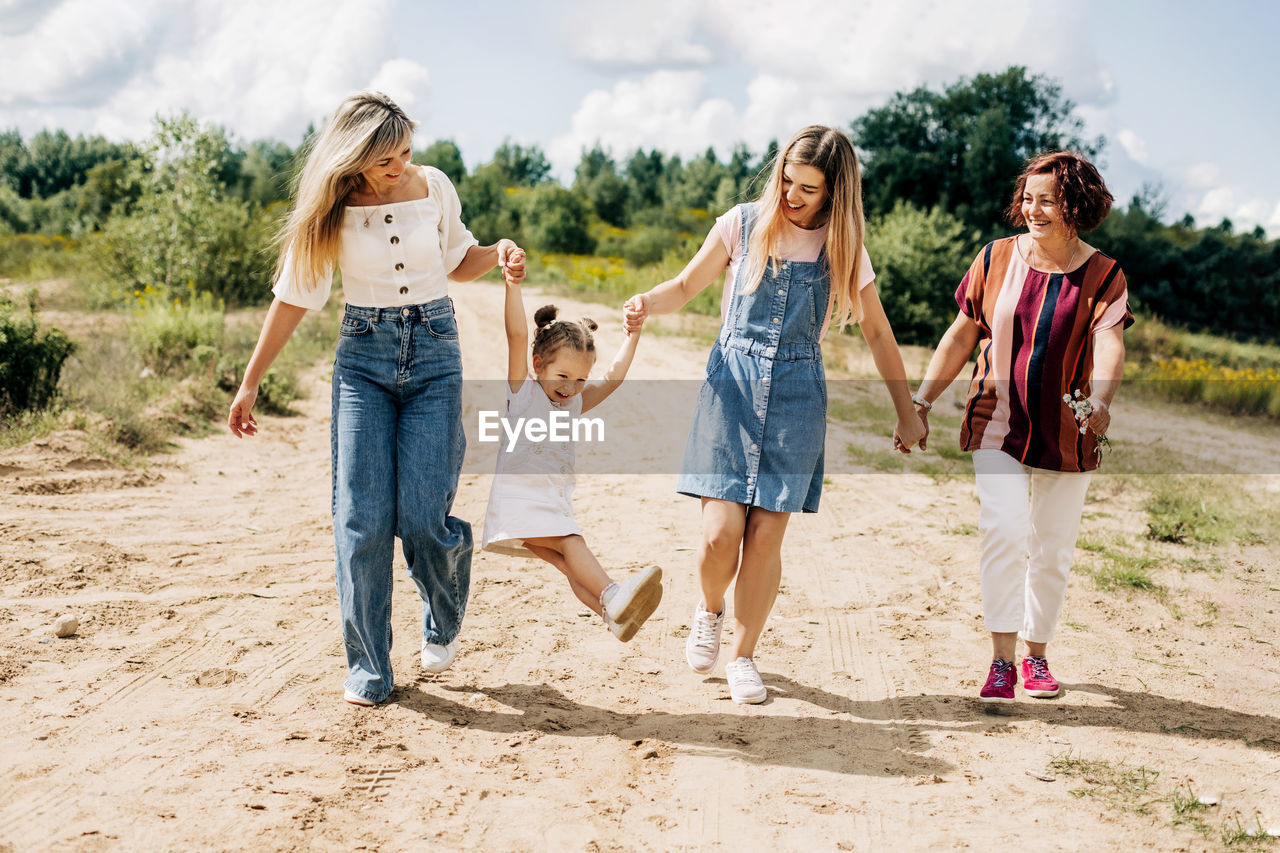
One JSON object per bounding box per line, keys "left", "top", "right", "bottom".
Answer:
{"left": 979, "top": 658, "right": 1017, "bottom": 703}
{"left": 1020, "top": 656, "right": 1060, "bottom": 698}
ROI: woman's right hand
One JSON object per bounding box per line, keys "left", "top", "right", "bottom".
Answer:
{"left": 915, "top": 403, "right": 931, "bottom": 451}
{"left": 622, "top": 293, "right": 650, "bottom": 334}
{"left": 228, "top": 384, "right": 259, "bottom": 438}
{"left": 497, "top": 242, "right": 526, "bottom": 285}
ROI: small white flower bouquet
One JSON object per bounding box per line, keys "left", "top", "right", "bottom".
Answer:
{"left": 1063, "top": 390, "right": 1111, "bottom": 451}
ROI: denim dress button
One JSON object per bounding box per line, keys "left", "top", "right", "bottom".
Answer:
{"left": 401, "top": 307, "right": 410, "bottom": 317}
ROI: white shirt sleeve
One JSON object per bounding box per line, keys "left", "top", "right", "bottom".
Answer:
{"left": 428, "top": 168, "right": 480, "bottom": 275}
{"left": 271, "top": 245, "right": 334, "bottom": 311}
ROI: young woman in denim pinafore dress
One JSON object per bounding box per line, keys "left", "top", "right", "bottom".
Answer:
{"left": 624, "top": 126, "right": 926, "bottom": 703}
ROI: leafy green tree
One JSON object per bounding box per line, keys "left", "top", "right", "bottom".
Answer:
{"left": 862, "top": 201, "right": 976, "bottom": 345}
{"left": 854, "top": 66, "right": 1098, "bottom": 237}
{"left": 625, "top": 149, "right": 666, "bottom": 210}
{"left": 459, "top": 161, "right": 522, "bottom": 245}
{"left": 0, "top": 130, "right": 25, "bottom": 194}
{"left": 491, "top": 140, "right": 550, "bottom": 187}
{"left": 234, "top": 139, "right": 296, "bottom": 207}
{"left": 415, "top": 139, "right": 466, "bottom": 185}
{"left": 573, "top": 145, "right": 630, "bottom": 227}
{"left": 523, "top": 184, "right": 593, "bottom": 254}
{"left": 97, "top": 115, "right": 274, "bottom": 305}
{"left": 672, "top": 148, "right": 727, "bottom": 210}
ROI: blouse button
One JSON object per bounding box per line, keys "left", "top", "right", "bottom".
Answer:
{"left": 384, "top": 214, "right": 393, "bottom": 224}
{"left": 399, "top": 286, "right": 408, "bottom": 295}
{"left": 395, "top": 262, "right": 405, "bottom": 271}
{"left": 390, "top": 235, "right": 399, "bottom": 245}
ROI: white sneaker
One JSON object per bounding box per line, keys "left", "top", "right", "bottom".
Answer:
{"left": 343, "top": 688, "right": 376, "bottom": 707}
{"left": 684, "top": 602, "right": 724, "bottom": 674}
{"left": 725, "top": 656, "right": 767, "bottom": 704}
{"left": 421, "top": 638, "right": 459, "bottom": 673}
{"left": 602, "top": 566, "right": 663, "bottom": 642}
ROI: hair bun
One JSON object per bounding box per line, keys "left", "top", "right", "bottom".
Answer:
{"left": 534, "top": 305, "right": 559, "bottom": 328}
{"left": 581, "top": 317, "right": 598, "bottom": 333}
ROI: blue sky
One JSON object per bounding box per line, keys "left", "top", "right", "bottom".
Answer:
{"left": 2, "top": 0, "right": 1277, "bottom": 234}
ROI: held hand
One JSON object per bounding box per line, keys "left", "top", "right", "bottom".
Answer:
{"left": 1086, "top": 396, "right": 1111, "bottom": 438}
{"left": 228, "top": 384, "right": 259, "bottom": 438}
{"left": 916, "top": 409, "right": 931, "bottom": 452}
{"left": 892, "top": 412, "right": 927, "bottom": 454}
{"left": 497, "top": 240, "right": 526, "bottom": 285}
{"left": 622, "top": 293, "right": 650, "bottom": 334}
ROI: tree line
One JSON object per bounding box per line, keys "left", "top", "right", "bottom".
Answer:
{"left": 1, "top": 67, "right": 1277, "bottom": 344}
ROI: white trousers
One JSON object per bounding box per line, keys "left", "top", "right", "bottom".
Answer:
{"left": 972, "top": 449, "right": 1093, "bottom": 644}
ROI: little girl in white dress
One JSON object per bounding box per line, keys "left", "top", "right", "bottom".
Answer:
{"left": 482, "top": 273, "right": 662, "bottom": 642}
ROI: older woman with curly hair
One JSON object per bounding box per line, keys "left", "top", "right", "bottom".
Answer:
{"left": 912, "top": 151, "right": 1133, "bottom": 703}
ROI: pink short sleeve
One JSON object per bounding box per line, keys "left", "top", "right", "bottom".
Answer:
{"left": 714, "top": 205, "right": 744, "bottom": 263}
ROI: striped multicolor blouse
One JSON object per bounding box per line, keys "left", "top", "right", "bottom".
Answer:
{"left": 956, "top": 237, "right": 1133, "bottom": 472}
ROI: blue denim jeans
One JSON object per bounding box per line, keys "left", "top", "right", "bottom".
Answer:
{"left": 331, "top": 299, "right": 471, "bottom": 703}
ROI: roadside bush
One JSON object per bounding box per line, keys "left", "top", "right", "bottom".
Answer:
{"left": 130, "top": 287, "right": 225, "bottom": 376}
{"left": 95, "top": 115, "right": 275, "bottom": 306}
{"left": 863, "top": 201, "right": 976, "bottom": 345}
{"left": 0, "top": 291, "right": 75, "bottom": 415}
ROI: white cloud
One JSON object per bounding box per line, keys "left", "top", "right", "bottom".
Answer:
{"left": 548, "top": 71, "right": 739, "bottom": 175}
{"left": 1187, "top": 162, "right": 1223, "bottom": 189}
{"left": 558, "top": 0, "right": 712, "bottom": 67}
{"left": 0, "top": 0, "right": 429, "bottom": 143}
{"left": 0, "top": 0, "right": 176, "bottom": 108}
{"left": 1196, "top": 186, "right": 1234, "bottom": 222}
{"left": 702, "top": 0, "right": 1109, "bottom": 105}
{"left": 370, "top": 59, "right": 431, "bottom": 110}
{"left": 1190, "top": 185, "right": 1280, "bottom": 234}
{"left": 1116, "top": 129, "right": 1149, "bottom": 165}
{"left": 549, "top": 0, "right": 1117, "bottom": 180}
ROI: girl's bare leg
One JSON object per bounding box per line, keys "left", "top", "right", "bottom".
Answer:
{"left": 728, "top": 507, "right": 790, "bottom": 659}
{"left": 525, "top": 535, "right": 611, "bottom": 615}
{"left": 696, "top": 498, "right": 748, "bottom": 615}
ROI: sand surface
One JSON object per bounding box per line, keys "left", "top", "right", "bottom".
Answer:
{"left": 2, "top": 280, "right": 1278, "bottom": 851}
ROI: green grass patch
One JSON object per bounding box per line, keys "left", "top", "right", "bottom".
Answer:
{"left": 1091, "top": 554, "right": 1162, "bottom": 593}
{"left": 1049, "top": 753, "right": 1163, "bottom": 815}
{"left": 1141, "top": 476, "right": 1271, "bottom": 546}
{"left": 1076, "top": 535, "right": 1111, "bottom": 553}
{"left": 1049, "top": 753, "right": 1278, "bottom": 848}
{"left": 1, "top": 282, "right": 341, "bottom": 460}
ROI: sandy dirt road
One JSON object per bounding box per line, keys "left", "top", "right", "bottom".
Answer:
{"left": 2, "top": 280, "right": 1278, "bottom": 851}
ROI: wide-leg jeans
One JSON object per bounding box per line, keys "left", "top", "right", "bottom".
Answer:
{"left": 331, "top": 299, "right": 471, "bottom": 703}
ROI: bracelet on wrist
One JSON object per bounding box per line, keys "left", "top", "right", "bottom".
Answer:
{"left": 911, "top": 394, "right": 932, "bottom": 412}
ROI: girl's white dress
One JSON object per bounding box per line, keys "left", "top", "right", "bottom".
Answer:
{"left": 481, "top": 378, "right": 582, "bottom": 557}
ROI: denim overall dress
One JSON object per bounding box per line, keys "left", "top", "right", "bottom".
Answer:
{"left": 677, "top": 203, "right": 830, "bottom": 513}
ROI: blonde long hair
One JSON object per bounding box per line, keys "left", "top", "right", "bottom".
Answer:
{"left": 275, "top": 90, "right": 417, "bottom": 289}
{"left": 739, "top": 125, "right": 866, "bottom": 328}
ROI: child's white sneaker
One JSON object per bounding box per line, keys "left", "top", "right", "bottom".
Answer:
{"left": 684, "top": 602, "right": 724, "bottom": 674}
{"left": 421, "top": 638, "right": 459, "bottom": 674}
{"left": 725, "top": 656, "right": 767, "bottom": 704}
{"left": 601, "top": 566, "right": 663, "bottom": 642}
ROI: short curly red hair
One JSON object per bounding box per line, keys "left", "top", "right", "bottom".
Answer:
{"left": 1006, "top": 151, "right": 1114, "bottom": 234}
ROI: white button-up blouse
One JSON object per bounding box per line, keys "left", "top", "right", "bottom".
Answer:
{"left": 272, "top": 166, "right": 479, "bottom": 310}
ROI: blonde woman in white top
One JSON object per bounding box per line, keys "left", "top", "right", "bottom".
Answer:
{"left": 228, "top": 91, "right": 525, "bottom": 706}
